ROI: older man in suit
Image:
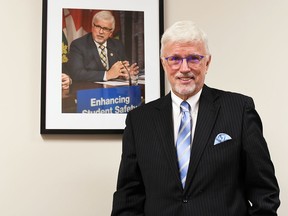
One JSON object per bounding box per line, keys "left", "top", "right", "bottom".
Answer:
{"left": 111, "top": 21, "right": 280, "bottom": 215}
{"left": 67, "top": 11, "right": 138, "bottom": 82}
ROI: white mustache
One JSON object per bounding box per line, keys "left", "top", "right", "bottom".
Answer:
{"left": 176, "top": 72, "right": 195, "bottom": 79}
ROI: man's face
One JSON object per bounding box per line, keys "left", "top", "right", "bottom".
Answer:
{"left": 161, "top": 41, "right": 211, "bottom": 100}
{"left": 91, "top": 19, "right": 113, "bottom": 44}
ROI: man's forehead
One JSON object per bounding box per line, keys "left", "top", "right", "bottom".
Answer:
{"left": 94, "top": 19, "right": 113, "bottom": 26}
{"left": 163, "top": 41, "right": 205, "bottom": 53}
{"left": 167, "top": 40, "right": 204, "bottom": 47}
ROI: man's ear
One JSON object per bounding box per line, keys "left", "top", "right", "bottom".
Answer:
{"left": 206, "top": 55, "right": 212, "bottom": 67}
{"left": 160, "top": 57, "right": 166, "bottom": 68}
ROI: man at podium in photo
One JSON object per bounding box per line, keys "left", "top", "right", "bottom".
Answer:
{"left": 66, "top": 10, "right": 138, "bottom": 82}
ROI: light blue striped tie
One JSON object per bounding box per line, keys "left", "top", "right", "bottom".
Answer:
{"left": 176, "top": 101, "right": 192, "bottom": 188}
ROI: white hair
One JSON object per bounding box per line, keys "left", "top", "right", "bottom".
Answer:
{"left": 92, "top": 11, "right": 115, "bottom": 31}
{"left": 160, "top": 21, "right": 210, "bottom": 56}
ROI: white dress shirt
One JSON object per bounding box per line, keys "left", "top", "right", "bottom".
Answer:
{"left": 171, "top": 89, "right": 202, "bottom": 145}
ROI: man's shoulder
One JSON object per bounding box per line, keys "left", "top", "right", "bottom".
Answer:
{"left": 203, "top": 85, "right": 254, "bottom": 108}
{"left": 70, "top": 33, "right": 92, "bottom": 45}
{"left": 205, "top": 85, "right": 252, "bottom": 100}
{"left": 107, "top": 37, "right": 124, "bottom": 48}
{"left": 130, "top": 94, "right": 170, "bottom": 114}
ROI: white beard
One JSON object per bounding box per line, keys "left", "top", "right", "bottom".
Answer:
{"left": 173, "top": 82, "right": 196, "bottom": 97}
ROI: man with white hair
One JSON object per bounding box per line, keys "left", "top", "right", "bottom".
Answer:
{"left": 67, "top": 11, "right": 138, "bottom": 82}
{"left": 111, "top": 21, "right": 280, "bottom": 215}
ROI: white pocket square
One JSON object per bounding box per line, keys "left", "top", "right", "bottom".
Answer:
{"left": 214, "top": 133, "right": 232, "bottom": 145}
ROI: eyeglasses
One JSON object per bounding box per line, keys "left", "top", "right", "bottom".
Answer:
{"left": 164, "top": 54, "right": 206, "bottom": 69}
{"left": 93, "top": 23, "right": 112, "bottom": 33}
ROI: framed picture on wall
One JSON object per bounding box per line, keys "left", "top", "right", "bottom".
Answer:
{"left": 41, "top": 0, "right": 164, "bottom": 134}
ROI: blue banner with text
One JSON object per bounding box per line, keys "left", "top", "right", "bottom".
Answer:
{"left": 77, "top": 86, "right": 141, "bottom": 114}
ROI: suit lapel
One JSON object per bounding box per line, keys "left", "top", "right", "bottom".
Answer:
{"left": 107, "top": 40, "right": 119, "bottom": 65}
{"left": 153, "top": 94, "right": 183, "bottom": 190}
{"left": 184, "top": 85, "right": 220, "bottom": 192}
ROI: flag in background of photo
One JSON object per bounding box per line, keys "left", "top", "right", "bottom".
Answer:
{"left": 62, "top": 9, "right": 92, "bottom": 48}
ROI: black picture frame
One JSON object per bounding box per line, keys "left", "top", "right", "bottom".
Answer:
{"left": 41, "top": 0, "right": 164, "bottom": 134}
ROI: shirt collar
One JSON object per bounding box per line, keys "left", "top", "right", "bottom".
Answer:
{"left": 171, "top": 89, "right": 202, "bottom": 114}
{"left": 94, "top": 41, "right": 108, "bottom": 49}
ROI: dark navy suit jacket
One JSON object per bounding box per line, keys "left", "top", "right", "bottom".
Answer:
{"left": 111, "top": 85, "right": 280, "bottom": 216}
{"left": 67, "top": 33, "right": 126, "bottom": 82}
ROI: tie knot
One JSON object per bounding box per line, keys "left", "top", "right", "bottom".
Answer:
{"left": 99, "top": 45, "right": 105, "bottom": 50}
{"left": 180, "top": 101, "right": 190, "bottom": 113}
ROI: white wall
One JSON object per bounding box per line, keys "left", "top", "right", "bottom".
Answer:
{"left": 0, "top": 0, "right": 287, "bottom": 215}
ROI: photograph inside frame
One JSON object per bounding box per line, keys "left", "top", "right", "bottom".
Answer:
{"left": 61, "top": 8, "right": 145, "bottom": 114}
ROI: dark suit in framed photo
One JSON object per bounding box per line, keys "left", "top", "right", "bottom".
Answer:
{"left": 41, "top": 0, "right": 164, "bottom": 134}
